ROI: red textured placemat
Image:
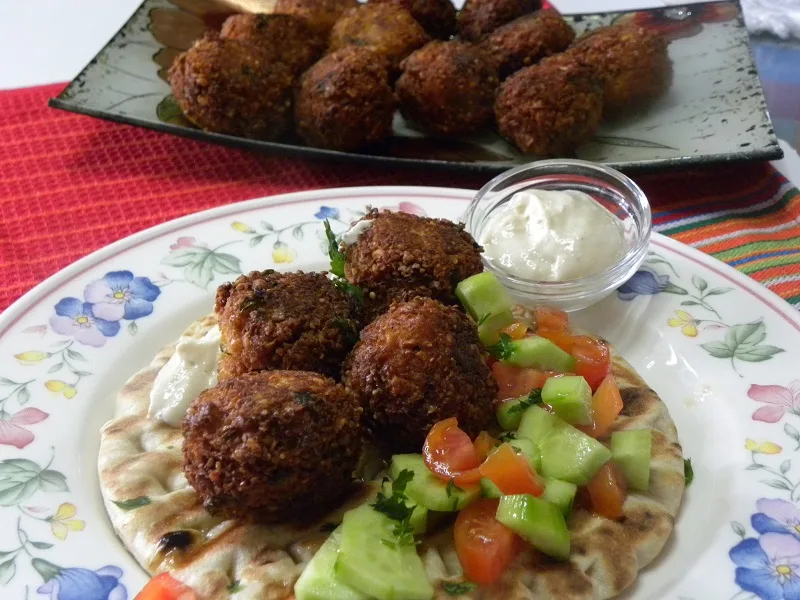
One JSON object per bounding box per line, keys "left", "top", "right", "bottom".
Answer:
{"left": 1, "top": 83, "right": 799, "bottom": 311}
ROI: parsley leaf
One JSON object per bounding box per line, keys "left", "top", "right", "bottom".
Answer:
{"left": 372, "top": 470, "right": 416, "bottom": 546}
{"left": 332, "top": 277, "right": 364, "bottom": 305}
{"left": 507, "top": 388, "right": 543, "bottom": 416}
{"left": 324, "top": 220, "right": 346, "bottom": 277}
{"left": 498, "top": 431, "right": 516, "bottom": 442}
{"left": 445, "top": 479, "right": 463, "bottom": 498}
{"left": 442, "top": 582, "right": 477, "bottom": 595}
{"left": 684, "top": 458, "right": 694, "bottom": 486}
{"left": 487, "top": 333, "right": 514, "bottom": 360}
{"left": 324, "top": 219, "right": 364, "bottom": 306}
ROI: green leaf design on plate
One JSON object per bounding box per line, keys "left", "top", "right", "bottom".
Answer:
{"left": 112, "top": 496, "right": 152, "bottom": 510}
{"left": 128, "top": 321, "right": 138, "bottom": 336}
{"left": 699, "top": 341, "right": 733, "bottom": 359}
{"left": 30, "top": 541, "right": 54, "bottom": 550}
{"left": 32, "top": 558, "right": 62, "bottom": 583}
{"left": 17, "top": 387, "right": 31, "bottom": 405}
{"left": 705, "top": 287, "right": 733, "bottom": 297}
{"left": 765, "top": 479, "right": 792, "bottom": 491}
{"left": 700, "top": 320, "right": 784, "bottom": 369}
{"left": 786, "top": 424, "right": 800, "bottom": 442}
{"left": 731, "top": 521, "right": 746, "bottom": 537}
{"left": 692, "top": 275, "right": 707, "bottom": 293}
{"left": 781, "top": 460, "right": 791, "bottom": 474}
{"left": 0, "top": 558, "right": 16, "bottom": 584}
{"left": 66, "top": 349, "right": 85, "bottom": 361}
{"left": 38, "top": 470, "right": 68, "bottom": 493}
{"left": 592, "top": 136, "right": 678, "bottom": 150}
{"left": 0, "top": 460, "right": 68, "bottom": 506}
{"left": 47, "top": 363, "right": 63, "bottom": 374}
{"left": 162, "top": 246, "right": 241, "bottom": 289}
{"left": 292, "top": 224, "right": 305, "bottom": 241}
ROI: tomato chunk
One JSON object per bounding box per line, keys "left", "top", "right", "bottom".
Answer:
{"left": 586, "top": 463, "right": 627, "bottom": 520}
{"left": 534, "top": 306, "right": 569, "bottom": 332}
{"left": 579, "top": 375, "right": 623, "bottom": 439}
{"left": 454, "top": 499, "right": 521, "bottom": 585}
{"left": 492, "top": 362, "right": 566, "bottom": 401}
{"left": 535, "top": 329, "right": 576, "bottom": 353}
{"left": 479, "top": 443, "right": 545, "bottom": 496}
{"left": 501, "top": 321, "right": 529, "bottom": 340}
{"left": 423, "top": 418, "right": 483, "bottom": 485}
{"left": 135, "top": 573, "right": 198, "bottom": 600}
{"left": 571, "top": 336, "right": 610, "bottom": 391}
{"left": 473, "top": 431, "right": 498, "bottom": 462}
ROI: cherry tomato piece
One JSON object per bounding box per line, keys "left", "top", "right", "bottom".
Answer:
{"left": 423, "top": 418, "right": 483, "bottom": 485}
{"left": 534, "top": 306, "right": 569, "bottom": 332}
{"left": 479, "top": 443, "right": 545, "bottom": 496}
{"left": 135, "top": 573, "right": 198, "bottom": 600}
{"left": 492, "top": 363, "right": 567, "bottom": 401}
{"left": 571, "top": 336, "right": 611, "bottom": 391}
{"left": 473, "top": 431, "right": 498, "bottom": 461}
{"left": 586, "top": 463, "right": 627, "bottom": 520}
{"left": 454, "top": 499, "right": 521, "bottom": 585}
{"left": 579, "top": 375, "right": 623, "bottom": 439}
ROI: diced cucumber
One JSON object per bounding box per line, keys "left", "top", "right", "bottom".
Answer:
{"left": 611, "top": 429, "right": 652, "bottom": 491}
{"left": 542, "top": 376, "right": 593, "bottom": 426}
{"left": 538, "top": 421, "right": 611, "bottom": 485}
{"left": 477, "top": 309, "right": 514, "bottom": 345}
{"left": 294, "top": 527, "right": 369, "bottom": 600}
{"left": 517, "top": 405, "right": 561, "bottom": 445}
{"left": 456, "top": 272, "right": 514, "bottom": 324}
{"left": 390, "top": 454, "right": 480, "bottom": 512}
{"left": 337, "top": 505, "right": 433, "bottom": 600}
{"left": 542, "top": 478, "right": 577, "bottom": 516}
{"left": 508, "top": 437, "right": 542, "bottom": 473}
{"left": 496, "top": 494, "right": 570, "bottom": 560}
{"left": 496, "top": 393, "right": 540, "bottom": 431}
{"left": 480, "top": 477, "right": 503, "bottom": 499}
{"left": 505, "top": 336, "right": 577, "bottom": 372}
{"left": 381, "top": 481, "right": 428, "bottom": 534}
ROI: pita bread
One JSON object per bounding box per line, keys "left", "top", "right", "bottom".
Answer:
{"left": 98, "top": 313, "right": 684, "bottom": 599}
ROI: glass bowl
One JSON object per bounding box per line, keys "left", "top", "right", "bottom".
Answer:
{"left": 463, "top": 159, "right": 652, "bottom": 312}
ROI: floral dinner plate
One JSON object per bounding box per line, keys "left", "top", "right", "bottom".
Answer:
{"left": 0, "top": 186, "right": 798, "bottom": 600}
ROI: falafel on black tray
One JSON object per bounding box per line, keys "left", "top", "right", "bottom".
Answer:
{"left": 167, "top": 0, "right": 673, "bottom": 158}
{"left": 181, "top": 208, "right": 502, "bottom": 524}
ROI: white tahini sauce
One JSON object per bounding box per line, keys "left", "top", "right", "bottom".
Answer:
{"left": 148, "top": 325, "right": 221, "bottom": 427}
{"left": 341, "top": 219, "right": 374, "bottom": 246}
{"left": 479, "top": 190, "right": 625, "bottom": 282}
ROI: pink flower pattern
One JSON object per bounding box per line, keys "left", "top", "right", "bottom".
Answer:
{"left": 0, "top": 408, "right": 49, "bottom": 449}
{"left": 749, "top": 381, "right": 800, "bottom": 423}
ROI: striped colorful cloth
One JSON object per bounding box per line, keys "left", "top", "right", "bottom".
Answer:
{"left": 0, "top": 83, "right": 799, "bottom": 312}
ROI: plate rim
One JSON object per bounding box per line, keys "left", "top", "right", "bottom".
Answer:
{"left": 47, "top": 0, "right": 784, "bottom": 175}
{"left": 2, "top": 184, "right": 798, "bottom": 338}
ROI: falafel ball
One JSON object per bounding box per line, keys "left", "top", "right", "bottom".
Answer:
{"left": 329, "top": 4, "right": 430, "bottom": 73}
{"left": 495, "top": 59, "right": 603, "bottom": 156}
{"left": 295, "top": 46, "right": 396, "bottom": 151}
{"left": 457, "top": 0, "right": 541, "bottom": 42}
{"left": 371, "top": 0, "right": 457, "bottom": 39}
{"left": 183, "top": 370, "right": 363, "bottom": 523}
{"left": 215, "top": 270, "right": 362, "bottom": 381}
{"left": 343, "top": 209, "right": 484, "bottom": 322}
{"left": 567, "top": 24, "right": 672, "bottom": 115}
{"left": 396, "top": 41, "right": 498, "bottom": 135}
{"left": 343, "top": 297, "right": 496, "bottom": 453}
{"left": 168, "top": 33, "right": 294, "bottom": 140}
{"left": 273, "top": 0, "right": 359, "bottom": 35}
{"left": 219, "top": 13, "right": 326, "bottom": 76}
{"left": 480, "top": 9, "right": 575, "bottom": 79}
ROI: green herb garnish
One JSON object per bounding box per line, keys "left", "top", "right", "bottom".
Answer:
{"left": 445, "top": 478, "right": 463, "bottom": 498}
{"left": 684, "top": 458, "right": 694, "bottom": 486}
{"left": 324, "top": 220, "right": 346, "bottom": 278}
{"left": 507, "top": 389, "right": 543, "bottom": 416}
{"left": 487, "top": 333, "right": 513, "bottom": 360}
{"left": 498, "top": 431, "right": 516, "bottom": 442}
{"left": 324, "top": 219, "right": 364, "bottom": 306}
{"left": 442, "top": 581, "right": 477, "bottom": 595}
{"left": 372, "top": 470, "right": 416, "bottom": 546}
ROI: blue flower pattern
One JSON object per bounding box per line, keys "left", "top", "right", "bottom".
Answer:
{"left": 49, "top": 271, "right": 160, "bottom": 346}
{"left": 730, "top": 533, "right": 800, "bottom": 599}
{"left": 617, "top": 265, "right": 675, "bottom": 300}
{"left": 314, "top": 206, "right": 339, "bottom": 220}
{"left": 37, "top": 566, "right": 127, "bottom": 600}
